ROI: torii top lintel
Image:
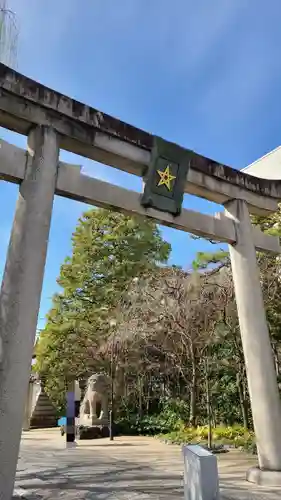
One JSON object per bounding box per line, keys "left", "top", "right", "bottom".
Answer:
{"left": 0, "top": 63, "right": 280, "bottom": 215}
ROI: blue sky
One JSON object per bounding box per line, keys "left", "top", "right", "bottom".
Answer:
{"left": 1, "top": 0, "right": 281, "bottom": 330}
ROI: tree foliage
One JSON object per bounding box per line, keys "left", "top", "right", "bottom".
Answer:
{"left": 36, "top": 204, "right": 281, "bottom": 435}
{"left": 36, "top": 209, "right": 170, "bottom": 407}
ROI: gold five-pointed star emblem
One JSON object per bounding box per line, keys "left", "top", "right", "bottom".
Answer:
{"left": 157, "top": 165, "right": 176, "bottom": 191}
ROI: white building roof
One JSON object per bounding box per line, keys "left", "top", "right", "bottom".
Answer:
{"left": 242, "top": 146, "right": 281, "bottom": 180}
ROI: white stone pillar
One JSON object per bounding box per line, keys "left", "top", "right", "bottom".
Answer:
{"left": 0, "top": 126, "right": 59, "bottom": 500}
{"left": 225, "top": 199, "right": 281, "bottom": 476}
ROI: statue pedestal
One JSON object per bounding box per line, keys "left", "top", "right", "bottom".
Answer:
{"left": 76, "top": 416, "right": 109, "bottom": 440}
{"left": 78, "top": 415, "right": 109, "bottom": 427}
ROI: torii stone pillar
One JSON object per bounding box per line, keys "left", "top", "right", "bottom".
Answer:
{"left": 225, "top": 199, "right": 281, "bottom": 485}
{"left": 0, "top": 126, "right": 59, "bottom": 500}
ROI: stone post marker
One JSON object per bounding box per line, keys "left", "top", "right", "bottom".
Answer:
{"left": 225, "top": 199, "right": 281, "bottom": 484}
{"left": 0, "top": 126, "right": 59, "bottom": 500}
{"left": 182, "top": 444, "right": 220, "bottom": 500}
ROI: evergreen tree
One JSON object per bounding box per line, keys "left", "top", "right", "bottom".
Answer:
{"left": 36, "top": 209, "right": 170, "bottom": 408}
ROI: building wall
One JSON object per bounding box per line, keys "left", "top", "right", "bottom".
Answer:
{"left": 242, "top": 146, "right": 281, "bottom": 180}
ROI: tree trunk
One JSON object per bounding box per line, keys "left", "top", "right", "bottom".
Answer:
{"left": 189, "top": 344, "right": 197, "bottom": 427}
{"left": 138, "top": 377, "right": 143, "bottom": 419}
{"left": 145, "top": 378, "right": 150, "bottom": 414}
{"left": 205, "top": 358, "right": 212, "bottom": 449}
{"left": 236, "top": 372, "right": 249, "bottom": 429}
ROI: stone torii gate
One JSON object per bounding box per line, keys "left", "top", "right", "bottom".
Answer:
{"left": 0, "top": 64, "right": 281, "bottom": 497}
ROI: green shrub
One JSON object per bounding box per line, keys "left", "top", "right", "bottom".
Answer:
{"left": 160, "top": 397, "right": 190, "bottom": 425}
{"left": 115, "top": 413, "right": 257, "bottom": 456}
{"left": 116, "top": 414, "right": 175, "bottom": 436}
{"left": 158, "top": 425, "right": 256, "bottom": 454}
{"left": 116, "top": 399, "right": 190, "bottom": 436}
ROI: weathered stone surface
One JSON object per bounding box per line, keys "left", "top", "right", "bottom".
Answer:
{"left": 13, "top": 488, "right": 42, "bottom": 499}
{"left": 182, "top": 444, "right": 219, "bottom": 500}
{"left": 76, "top": 425, "right": 109, "bottom": 440}
{"left": 0, "top": 127, "right": 59, "bottom": 500}
{"left": 78, "top": 373, "right": 110, "bottom": 427}
{"left": 247, "top": 466, "right": 281, "bottom": 486}
{"left": 29, "top": 387, "right": 57, "bottom": 429}
{"left": 226, "top": 200, "right": 281, "bottom": 473}
{"left": 1, "top": 62, "right": 281, "bottom": 212}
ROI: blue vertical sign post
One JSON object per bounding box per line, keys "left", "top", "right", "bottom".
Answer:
{"left": 66, "top": 379, "right": 76, "bottom": 446}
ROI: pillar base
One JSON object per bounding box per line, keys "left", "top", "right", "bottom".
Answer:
{"left": 247, "top": 466, "right": 281, "bottom": 486}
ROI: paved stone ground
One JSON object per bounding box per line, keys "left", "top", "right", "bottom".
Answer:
{"left": 12, "top": 429, "right": 281, "bottom": 499}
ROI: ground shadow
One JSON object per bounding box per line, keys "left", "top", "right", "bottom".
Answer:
{"left": 16, "top": 459, "right": 183, "bottom": 499}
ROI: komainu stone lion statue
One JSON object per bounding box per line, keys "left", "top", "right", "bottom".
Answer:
{"left": 79, "top": 373, "right": 110, "bottom": 425}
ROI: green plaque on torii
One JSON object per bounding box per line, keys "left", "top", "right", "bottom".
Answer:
{"left": 141, "top": 137, "right": 190, "bottom": 215}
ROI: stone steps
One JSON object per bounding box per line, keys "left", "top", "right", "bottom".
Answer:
{"left": 29, "top": 390, "right": 57, "bottom": 429}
